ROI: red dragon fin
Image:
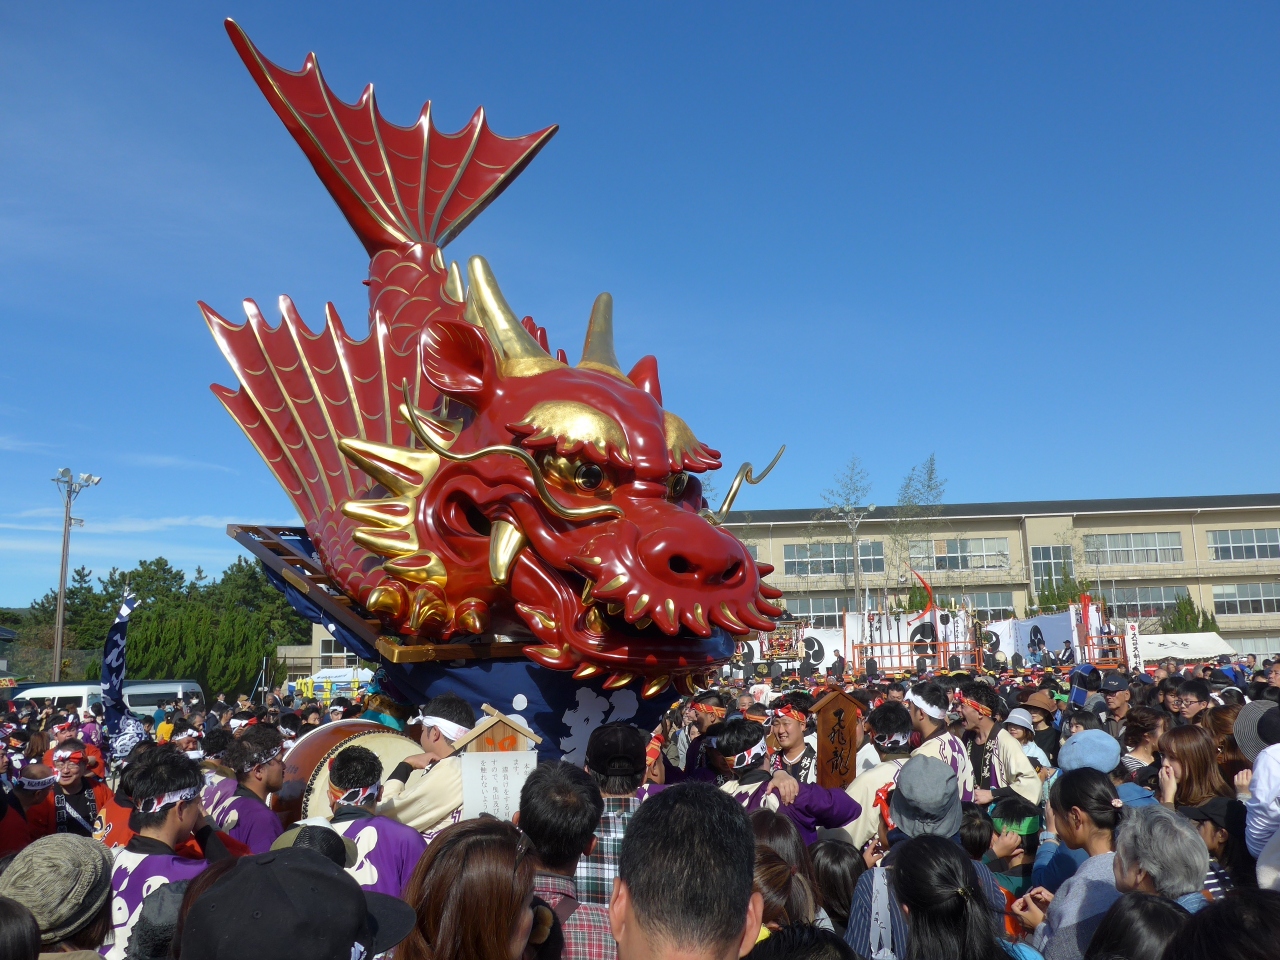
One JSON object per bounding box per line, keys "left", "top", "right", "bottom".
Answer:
{"left": 225, "top": 19, "right": 557, "bottom": 255}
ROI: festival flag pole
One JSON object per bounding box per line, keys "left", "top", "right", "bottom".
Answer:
{"left": 100, "top": 591, "right": 138, "bottom": 739}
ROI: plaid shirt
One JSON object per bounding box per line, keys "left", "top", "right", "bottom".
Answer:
{"left": 534, "top": 872, "right": 617, "bottom": 960}
{"left": 574, "top": 795, "right": 639, "bottom": 905}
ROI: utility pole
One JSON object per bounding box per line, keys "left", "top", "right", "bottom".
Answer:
{"left": 52, "top": 469, "right": 100, "bottom": 681}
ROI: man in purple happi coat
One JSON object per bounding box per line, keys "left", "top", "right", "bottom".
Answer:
{"left": 106, "top": 751, "right": 232, "bottom": 959}
{"left": 326, "top": 745, "right": 426, "bottom": 897}
{"left": 207, "top": 726, "right": 285, "bottom": 854}
{"left": 712, "top": 718, "right": 860, "bottom": 844}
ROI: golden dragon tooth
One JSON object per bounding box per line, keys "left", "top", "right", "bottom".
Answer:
{"left": 599, "top": 574, "right": 627, "bottom": 594}
{"left": 488, "top": 519, "right": 526, "bottom": 585}
{"left": 663, "top": 598, "right": 676, "bottom": 627}
{"left": 581, "top": 579, "right": 596, "bottom": 604}
{"left": 630, "top": 594, "right": 650, "bottom": 618}
{"left": 584, "top": 606, "right": 606, "bottom": 636}
{"left": 602, "top": 672, "right": 636, "bottom": 691}
{"left": 718, "top": 602, "right": 747, "bottom": 632}
{"left": 692, "top": 603, "right": 707, "bottom": 630}
{"left": 673, "top": 674, "right": 698, "bottom": 696}
{"left": 641, "top": 675, "right": 671, "bottom": 699}
{"left": 606, "top": 602, "right": 622, "bottom": 617}
{"left": 573, "top": 662, "right": 605, "bottom": 680}
{"left": 634, "top": 617, "right": 652, "bottom": 630}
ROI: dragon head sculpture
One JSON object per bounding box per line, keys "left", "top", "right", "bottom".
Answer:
{"left": 206, "top": 22, "right": 783, "bottom": 699}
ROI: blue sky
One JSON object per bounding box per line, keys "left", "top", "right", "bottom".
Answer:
{"left": 2, "top": 3, "right": 1278, "bottom": 606}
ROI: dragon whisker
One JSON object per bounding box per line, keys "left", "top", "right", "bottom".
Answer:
{"left": 701, "top": 444, "right": 785, "bottom": 526}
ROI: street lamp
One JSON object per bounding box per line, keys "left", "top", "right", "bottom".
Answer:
{"left": 51, "top": 469, "right": 100, "bottom": 681}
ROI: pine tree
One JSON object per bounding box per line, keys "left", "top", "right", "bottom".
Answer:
{"left": 1159, "top": 594, "right": 1219, "bottom": 634}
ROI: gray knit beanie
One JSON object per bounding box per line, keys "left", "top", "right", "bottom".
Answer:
{"left": 0, "top": 833, "right": 113, "bottom": 944}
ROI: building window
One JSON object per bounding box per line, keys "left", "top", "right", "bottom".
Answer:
{"left": 321, "top": 633, "right": 357, "bottom": 667}
{"left": 744, "top": 544, "right": 759, "bottom": 561}
{"left": 1208, "top": 529, "right": 1280, "bottom": 561}
{"left": 1213, "top": 583, "right": 1280, "bottom": 615}
{"left": 1031, "top": 545, "right": 1075, "bottom": 592}
{"left": 1098, "top": 586, "right": 1188, "bottom": 618}
{"left": 909, "top": 538, "right": 1010, "bottom": 571}
{"left": 935, "top": 591, "right": 1015, "bottom": 621}
{"left": 782, "top": 596, "right": 845, "bottom": 629}
{"left": 783, "top": 541, "right": 883, "bottom": 576}
{"left": 1083, "top": 533, "right": 1183, "bottom": 566}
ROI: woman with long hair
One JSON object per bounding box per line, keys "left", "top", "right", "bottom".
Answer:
{"left": 1012, "top": 769, "right": 1122, "bottom": 960}
{"left": 1119, "top": 707, "right": 1165, "bottom": 775}
{"left": 1156, "top": 725, "right": 1233, "bottom": 808}
{"left": 22, "top": 731, "right": 47, "bottom": 765}
{"left": 750, "top": 809, "right": 832, "bottom": 929}
{"left": 809, "top": 840, "right": 864, "bottom": 940}
{"left": 1203, "top": 704, "right": 1249, "bottom": 784}
{"left": 892, "top": 834, "right": 1039, "bottom": 960}
{"left": 399, "top": 819, "right": 539, "bottom": 960}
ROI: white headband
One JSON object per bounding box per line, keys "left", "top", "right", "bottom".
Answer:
{"left": 907, "top": 691, "right": 946, "bottom": 720}
{"left": 730, "top": 739, "right": 769, "bottom": 770}
{"left": 18, "top": 774, "right": 57, "bottom": 790}
{"left": 335, "top": 783, "right": 379, "bottom": 806}
{"left": 417, "top": 714, "right": 469, "bottom": 742}
{"left": 137, "top": 785, "right": 200, "bottom": 814}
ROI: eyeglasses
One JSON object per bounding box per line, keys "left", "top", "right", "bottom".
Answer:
{"left": 1182, "top": 699, "right": 1206, "bottom": 708}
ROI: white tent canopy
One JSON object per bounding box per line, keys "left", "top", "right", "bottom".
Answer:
{"left": 1138, "top": 632, "right": 1235, "bottom": 662}
{"left": 306, "top": 667, "right": 373, "bottom": 684}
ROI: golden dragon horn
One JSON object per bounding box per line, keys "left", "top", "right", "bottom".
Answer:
{"left": 465, "top": 255, "right": 561, "bottom": 377}
{"left": 578, "top": 293, "right": 625, "bottom": 377}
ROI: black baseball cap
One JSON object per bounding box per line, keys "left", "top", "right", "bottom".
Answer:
{"left": 1101, "top": 673, "right": 1129, "bottom": 693}
{"left": 179, "top": 847, "right": 414, "bottom": 960}
{"left": 586, "top": 722, "right": 648, "bottom": 778}
{"left": 1178, "top": 796, "right": 1246, "bottom": 835}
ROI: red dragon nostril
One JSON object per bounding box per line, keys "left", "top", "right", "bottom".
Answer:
{"left": 667, "top": 555, "right": 697, "bottom": 576}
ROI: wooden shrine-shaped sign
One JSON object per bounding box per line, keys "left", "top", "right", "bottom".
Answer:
{"left": 451, "top": 704, "right": 543, "bottom": 754}
{"left": 812, "top": 689, "right": 863, "bottom": 790}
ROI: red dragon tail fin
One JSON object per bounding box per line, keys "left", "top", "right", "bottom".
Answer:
{"left": 225, "top": 19, "right": 557, "bottom": 255}
{"left": 209, "top": 23, "right": 556, "bottom": 605}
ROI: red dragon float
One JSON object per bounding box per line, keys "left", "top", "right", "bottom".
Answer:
{"left": 208, "top": 21, "right": 784, "bottom": 752}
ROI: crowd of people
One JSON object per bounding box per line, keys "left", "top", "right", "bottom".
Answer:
{"left": 0, "top": 655, "right": 1277, "bottom": 960}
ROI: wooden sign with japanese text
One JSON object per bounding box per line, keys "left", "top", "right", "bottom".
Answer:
{"left": 460, "top": 750, "right": 538, "bottom": 821}
{"left": 812, "top": 690, "right": 862, "bottom": 790}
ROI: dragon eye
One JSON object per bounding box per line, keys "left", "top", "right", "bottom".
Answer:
{"left": 574, "top": 463, "right": 605, "bottom": 491}
{"left": 666, "top": 472, "right": 689, "bottom": 500}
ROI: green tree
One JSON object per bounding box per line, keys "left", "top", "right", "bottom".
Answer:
{"left": 905, "top": 581, "right": 931, "bottom": 612}
{"left": 10, "top": 555, "right": 305, "bottom": 691}
{"left": 1029, "top": 574, "right": 1091, "bottom": 615}
{"left": 1159, "top": 594, "right": 1219, "bottom": 634}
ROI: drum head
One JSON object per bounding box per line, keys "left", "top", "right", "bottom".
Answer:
{"left": 300, "top": 728, "right": 427, "bottom": 820}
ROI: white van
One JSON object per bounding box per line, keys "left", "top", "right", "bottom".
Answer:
{"left": 10, "top": 680, "right": 205, "bottom": 715}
